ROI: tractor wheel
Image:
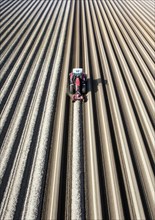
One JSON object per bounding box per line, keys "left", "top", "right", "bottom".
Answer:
{"left": 69, "top": 84, "right": 74, "bottom": 94}
{"left": 82, "top": 84, "right": 87, "bottom": 94}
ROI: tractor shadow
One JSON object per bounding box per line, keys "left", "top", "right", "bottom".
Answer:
{"left": 82, "top": 77, "right": 107, "bottom": 103}
{"left": 86, "top": 77, "right": 108, "bottom": 94}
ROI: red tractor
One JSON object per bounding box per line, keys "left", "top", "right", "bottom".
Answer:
{"left": 69, "top": 68, "right": 87, "bottom": 102}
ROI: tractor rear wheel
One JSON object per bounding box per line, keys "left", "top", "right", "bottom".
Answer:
{"left": 69, "top": 84, "right": 74, "bottom": 94}
{"left": 82, "top": 84, "right": 86, "bottom": 94}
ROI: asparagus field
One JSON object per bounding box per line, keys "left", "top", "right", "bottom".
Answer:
{"left": 0, "top": 0, "right": 154, "bottom": 219}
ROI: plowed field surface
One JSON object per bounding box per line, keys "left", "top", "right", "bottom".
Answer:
{"left": 0, "top": 0, "right": 154, "bottom": 219}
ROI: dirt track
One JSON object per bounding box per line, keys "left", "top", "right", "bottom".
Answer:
{"left": 0, "top": 0, "right": 154, "bottom": 219}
